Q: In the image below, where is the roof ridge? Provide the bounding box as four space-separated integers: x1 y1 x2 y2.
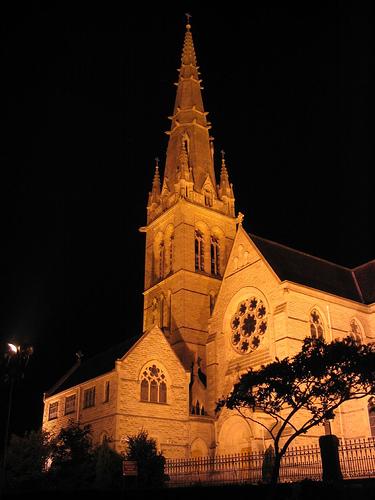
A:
249 233 352 271
82 335 140 364
352 259 375 271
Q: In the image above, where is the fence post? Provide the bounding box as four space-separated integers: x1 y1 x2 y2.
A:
319 434 343 482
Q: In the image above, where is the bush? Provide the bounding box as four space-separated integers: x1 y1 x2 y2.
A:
94 440 123 490
124 429 166 489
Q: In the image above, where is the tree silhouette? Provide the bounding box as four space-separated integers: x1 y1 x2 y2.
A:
48 420 95 490
217 336 375 484
124 429 166 488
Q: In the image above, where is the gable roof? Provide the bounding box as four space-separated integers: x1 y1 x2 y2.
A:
45 336 139 397
354 260 375 304
250 234 374 305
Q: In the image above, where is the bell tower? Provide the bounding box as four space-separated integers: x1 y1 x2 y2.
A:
141 19 237 371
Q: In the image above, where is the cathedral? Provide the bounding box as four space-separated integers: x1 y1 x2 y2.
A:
42 20 375 459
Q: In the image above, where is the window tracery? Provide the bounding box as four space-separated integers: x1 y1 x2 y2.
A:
230 297 268 354
140 364 167 404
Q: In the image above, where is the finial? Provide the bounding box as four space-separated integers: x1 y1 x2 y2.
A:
237 212 245 225
185 12 192 29
221 149 226 163
152 157 161 196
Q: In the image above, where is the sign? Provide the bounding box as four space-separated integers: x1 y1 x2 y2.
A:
123 460 138 476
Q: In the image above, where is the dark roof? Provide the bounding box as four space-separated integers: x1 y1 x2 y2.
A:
250 234 374 305
47 336 139 396
354 261 375 304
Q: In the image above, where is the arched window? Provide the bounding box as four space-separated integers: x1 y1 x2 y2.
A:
159 240 165 278
368 397 375 437
100 432 109 445
150 380 158 402
153 233 164 283
210 235 220 276
164 225 174 276
349 319 363 343
204 190 213 207
159 294 165 329
140 379 149 401
140 364 167 404
168 234 174 274
159 382 167 403
195 229 204 272
310 309 324 339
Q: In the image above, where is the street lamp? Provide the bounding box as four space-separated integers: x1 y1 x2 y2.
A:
0 342 33 493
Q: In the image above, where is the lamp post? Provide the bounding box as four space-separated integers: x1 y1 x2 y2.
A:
0 342 33 494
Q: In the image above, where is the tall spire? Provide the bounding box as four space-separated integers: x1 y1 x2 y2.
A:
146 17 236 224
163 17 216 195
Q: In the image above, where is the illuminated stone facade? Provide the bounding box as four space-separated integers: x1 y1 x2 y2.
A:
43 21 375 458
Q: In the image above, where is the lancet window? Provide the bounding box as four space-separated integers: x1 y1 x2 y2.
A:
309 309 324 339
159 240 165 278
195 229 205 272
210 235 220 276
204 190 213 207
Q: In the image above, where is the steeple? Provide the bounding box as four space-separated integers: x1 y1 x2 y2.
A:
163 18 216 198
142 17 238 373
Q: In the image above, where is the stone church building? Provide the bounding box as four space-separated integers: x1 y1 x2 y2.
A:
43 21 375 458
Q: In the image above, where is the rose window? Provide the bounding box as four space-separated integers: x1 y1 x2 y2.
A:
230 297 268 354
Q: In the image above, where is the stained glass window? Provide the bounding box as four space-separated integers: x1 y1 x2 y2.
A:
140 364 167 404
230 297 268 354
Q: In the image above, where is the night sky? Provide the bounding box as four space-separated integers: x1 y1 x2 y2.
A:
1 5 374 437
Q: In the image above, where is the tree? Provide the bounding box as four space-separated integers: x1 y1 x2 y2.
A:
94 440 123 490
217 336 375 484
48 420 95 490
124 429 166 488
5 429 52 491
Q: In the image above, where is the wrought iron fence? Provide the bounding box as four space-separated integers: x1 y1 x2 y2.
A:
339 437 375 479
165 438 375 486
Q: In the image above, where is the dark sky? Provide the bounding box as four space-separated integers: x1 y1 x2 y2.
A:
0 5 374 437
